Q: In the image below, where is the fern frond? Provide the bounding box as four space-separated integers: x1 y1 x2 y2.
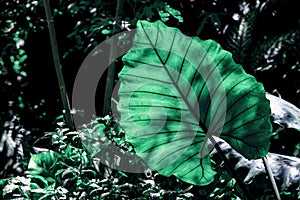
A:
251 29 300 72
224 5 259 65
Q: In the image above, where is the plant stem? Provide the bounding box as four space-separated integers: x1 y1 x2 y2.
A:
263 156 281 200
209 136 254 200
43 0 74 130
103 0 123 116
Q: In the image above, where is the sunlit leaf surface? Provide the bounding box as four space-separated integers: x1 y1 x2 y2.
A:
117 20 272 185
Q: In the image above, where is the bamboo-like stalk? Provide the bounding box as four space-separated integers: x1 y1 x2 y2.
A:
43 0 74 130
263 156 281 200
103 0 123 116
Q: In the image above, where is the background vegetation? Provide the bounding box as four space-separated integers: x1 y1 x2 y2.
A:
0 0 299 199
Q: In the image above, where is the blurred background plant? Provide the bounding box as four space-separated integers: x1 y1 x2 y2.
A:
0 0 299 199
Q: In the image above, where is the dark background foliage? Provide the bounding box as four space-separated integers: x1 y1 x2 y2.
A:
0 0 299 198
1 0 299 130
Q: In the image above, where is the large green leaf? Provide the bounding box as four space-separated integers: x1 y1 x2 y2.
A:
117 20 272 186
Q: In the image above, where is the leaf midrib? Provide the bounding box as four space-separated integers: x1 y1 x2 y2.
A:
139 21 208 133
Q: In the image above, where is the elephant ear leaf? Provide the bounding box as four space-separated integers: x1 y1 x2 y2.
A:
117 20 272 186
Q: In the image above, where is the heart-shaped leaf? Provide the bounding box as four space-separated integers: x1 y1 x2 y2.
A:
117 20 272 185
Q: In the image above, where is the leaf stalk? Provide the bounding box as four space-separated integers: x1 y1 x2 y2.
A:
209 136 254 200
263 156 281 200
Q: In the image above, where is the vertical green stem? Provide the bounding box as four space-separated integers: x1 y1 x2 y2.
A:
44 0 74 130
103 0 123 116
263 157 281 200
209 136 254 200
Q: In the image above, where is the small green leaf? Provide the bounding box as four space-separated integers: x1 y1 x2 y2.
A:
101 29 112 35
0 179 5 186
159 3 183 23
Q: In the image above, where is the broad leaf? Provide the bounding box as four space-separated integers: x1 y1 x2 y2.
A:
213 138 300 196
28 151 61 186
117 20 272 185
266 92 300 130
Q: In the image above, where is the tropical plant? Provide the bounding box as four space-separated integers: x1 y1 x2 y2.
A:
1 0 299 199
117 19 273 198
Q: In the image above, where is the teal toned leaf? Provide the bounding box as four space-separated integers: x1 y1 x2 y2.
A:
101 29 112 35
159 3 183 23
28 151 61 186
117 20 272 185
28 151 58 174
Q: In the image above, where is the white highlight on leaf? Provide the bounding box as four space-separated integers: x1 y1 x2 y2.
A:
211 137 300 194
232 13 240 21
266 92 300 130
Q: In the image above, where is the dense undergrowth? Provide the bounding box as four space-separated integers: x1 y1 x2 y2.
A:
1 114 300 199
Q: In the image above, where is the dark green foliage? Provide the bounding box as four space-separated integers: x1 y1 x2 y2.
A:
1 114 299 199
0 116 203 199
60 0 165 55
250 29 300 72
0 0 299 199
224 2 260 65
220 1 300 106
